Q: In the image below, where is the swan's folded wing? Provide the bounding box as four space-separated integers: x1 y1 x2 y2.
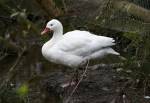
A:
54 30 115 57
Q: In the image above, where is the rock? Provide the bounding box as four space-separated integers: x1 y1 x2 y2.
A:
42 67 119 103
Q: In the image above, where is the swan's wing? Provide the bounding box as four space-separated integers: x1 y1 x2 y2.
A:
54 30 115 57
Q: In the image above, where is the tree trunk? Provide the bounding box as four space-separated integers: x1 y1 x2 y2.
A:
35 0 63 17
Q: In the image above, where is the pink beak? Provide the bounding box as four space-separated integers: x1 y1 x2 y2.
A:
41 28 51 35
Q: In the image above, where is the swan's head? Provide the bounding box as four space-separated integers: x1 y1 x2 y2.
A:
41 19 63 35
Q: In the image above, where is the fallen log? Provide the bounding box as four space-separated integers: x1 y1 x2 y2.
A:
112 0 150 23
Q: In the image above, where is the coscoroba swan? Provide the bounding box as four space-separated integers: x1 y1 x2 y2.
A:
41 19 119 68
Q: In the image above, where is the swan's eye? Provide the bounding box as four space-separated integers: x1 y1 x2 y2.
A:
50 24 53 26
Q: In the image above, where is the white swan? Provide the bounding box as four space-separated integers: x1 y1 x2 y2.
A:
41 19 119 68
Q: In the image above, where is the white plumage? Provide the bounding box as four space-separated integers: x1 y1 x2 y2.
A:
41 19 119 67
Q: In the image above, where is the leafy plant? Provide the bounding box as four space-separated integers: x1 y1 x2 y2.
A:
121 31 150 87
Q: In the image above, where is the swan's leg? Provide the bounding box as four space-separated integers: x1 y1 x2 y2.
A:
64 59 90 88
74 68 79 83
73 59 90 85
68 68 79 87
65 60 90 103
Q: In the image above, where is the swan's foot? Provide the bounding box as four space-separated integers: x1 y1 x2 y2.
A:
60 81 76 88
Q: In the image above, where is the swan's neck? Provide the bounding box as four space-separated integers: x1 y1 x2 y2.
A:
42 31 63 58
42 26 63 58
42 28 63 52
51 29 63 41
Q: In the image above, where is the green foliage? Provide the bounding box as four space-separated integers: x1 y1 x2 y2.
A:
0 1 42 102
16 83 29 97
123 32 142 46
0 85 25 103
120 31 150 86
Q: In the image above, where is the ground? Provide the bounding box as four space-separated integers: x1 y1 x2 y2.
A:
42 65 150 103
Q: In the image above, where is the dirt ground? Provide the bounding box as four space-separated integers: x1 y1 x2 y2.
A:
42 66 150 103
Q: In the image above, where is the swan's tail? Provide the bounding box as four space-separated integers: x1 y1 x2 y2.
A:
107 48 120 55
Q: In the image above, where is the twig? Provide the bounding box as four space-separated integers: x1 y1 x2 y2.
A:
0 36 20 52
0 47 26 90
65 60 89 103
0 53 8 61
0 16 16 23
62 0 68 12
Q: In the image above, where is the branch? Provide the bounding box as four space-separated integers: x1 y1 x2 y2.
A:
0 53 8 61
112 0 150 23
0 47 26 90
0 16 16 23
0 37 20 52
